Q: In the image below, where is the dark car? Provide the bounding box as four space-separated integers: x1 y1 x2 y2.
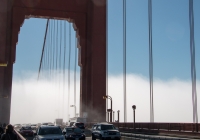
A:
63 127 85 140
72 122 85 129
19 126 34 136
33 125 64 140
91 123 121 140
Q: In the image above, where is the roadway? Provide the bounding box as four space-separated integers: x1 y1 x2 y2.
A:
24 135 196 140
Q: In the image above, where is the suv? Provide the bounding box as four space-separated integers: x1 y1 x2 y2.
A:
33 125 64 140
91 123 121 140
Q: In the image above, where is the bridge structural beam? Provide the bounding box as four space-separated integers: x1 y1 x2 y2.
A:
0 0 13 124
80 0 106 122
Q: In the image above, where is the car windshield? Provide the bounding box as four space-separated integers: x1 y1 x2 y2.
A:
38 127 62 135
73 128 82 133
22 127 32 130
101 125 115 130
76 123 84 127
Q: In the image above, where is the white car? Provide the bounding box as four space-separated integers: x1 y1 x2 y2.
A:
33 125 65 140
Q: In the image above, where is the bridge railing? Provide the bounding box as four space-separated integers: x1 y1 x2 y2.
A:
85 122 199 133
14 129 26 140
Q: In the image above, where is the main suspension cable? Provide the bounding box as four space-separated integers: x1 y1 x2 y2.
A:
38 19 49 80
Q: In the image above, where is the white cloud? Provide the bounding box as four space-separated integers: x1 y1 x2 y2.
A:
10 72 199 124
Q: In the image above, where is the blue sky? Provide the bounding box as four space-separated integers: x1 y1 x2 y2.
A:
11 0 200 123
14 0 200 80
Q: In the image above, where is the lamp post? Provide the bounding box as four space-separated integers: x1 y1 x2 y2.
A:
113 111 115 122
106 112 109 122
103 95 113 122
117 110 120 122
70 105 76 117
132 105 136 131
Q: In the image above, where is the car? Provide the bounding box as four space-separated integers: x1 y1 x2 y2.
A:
31 124 37 130
33 125 65 140
19 126 34 136
91 123 121 140
14 124 22 129
72 122 85 129
47 123 54 126
62 127 85 140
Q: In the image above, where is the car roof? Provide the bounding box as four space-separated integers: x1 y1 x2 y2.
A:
65 127 74 129
95 123 113 125
39 125 60 128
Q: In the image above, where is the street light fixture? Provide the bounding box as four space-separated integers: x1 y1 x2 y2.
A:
0 62 7 67
70 105 76 117
103 95 113 122
132 105 136 131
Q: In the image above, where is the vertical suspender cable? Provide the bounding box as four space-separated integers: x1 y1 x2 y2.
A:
47 20 51 76
74 37 77 117
38 19 49 80
123 0 127 122
56 20 58 74
50 20 53 77
63 21 67 119
148 0 154 122
53 20 56 79
189 0 198 124
68 23 72 117
106 0 108 122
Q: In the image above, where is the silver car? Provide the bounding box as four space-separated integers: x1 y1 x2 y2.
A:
33 125 65 140
92 123 121 140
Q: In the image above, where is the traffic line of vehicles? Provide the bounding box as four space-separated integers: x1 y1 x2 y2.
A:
14 118 121 140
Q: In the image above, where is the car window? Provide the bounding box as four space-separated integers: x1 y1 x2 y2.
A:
38 127 62 135
101 125 115 130
22 127 32 130
92 125 97 130
76 123 84 127
97 125 101 130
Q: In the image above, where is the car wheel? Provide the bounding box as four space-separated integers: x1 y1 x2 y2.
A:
99 135 103 140
92 134 96 140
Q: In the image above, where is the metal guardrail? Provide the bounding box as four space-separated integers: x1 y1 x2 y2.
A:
85 122 199 132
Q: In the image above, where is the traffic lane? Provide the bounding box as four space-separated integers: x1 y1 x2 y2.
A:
24 136 93 140
121 135 194 140
24 135 193 140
